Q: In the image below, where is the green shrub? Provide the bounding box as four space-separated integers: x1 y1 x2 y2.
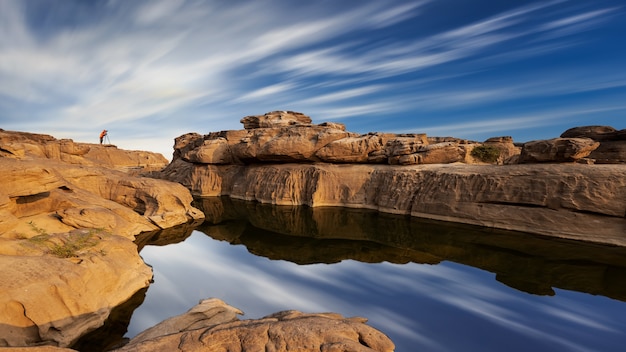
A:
471 145 501 163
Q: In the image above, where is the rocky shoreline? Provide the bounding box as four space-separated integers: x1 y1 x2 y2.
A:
0 112 624 350
0 128 395 351
158 111 626 246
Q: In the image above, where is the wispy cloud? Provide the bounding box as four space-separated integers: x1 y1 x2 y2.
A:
0 0 623 159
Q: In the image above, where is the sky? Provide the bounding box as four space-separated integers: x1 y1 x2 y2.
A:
1 0 625 160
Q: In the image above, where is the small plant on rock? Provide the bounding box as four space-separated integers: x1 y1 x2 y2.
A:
20 223 104 258
49 231 100 258
471 145 501 163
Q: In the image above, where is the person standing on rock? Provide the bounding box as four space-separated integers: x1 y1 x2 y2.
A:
99 129 108 144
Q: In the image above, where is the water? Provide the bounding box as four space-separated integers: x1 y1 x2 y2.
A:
76 198 626 351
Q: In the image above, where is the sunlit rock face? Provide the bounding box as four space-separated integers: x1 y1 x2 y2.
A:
240 110 312 129
0 230 152 348
0 129 203 348
115 298 395 352
0 129 169 172
157 112 626 245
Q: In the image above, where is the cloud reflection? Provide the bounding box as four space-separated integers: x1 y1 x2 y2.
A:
128 231 626 351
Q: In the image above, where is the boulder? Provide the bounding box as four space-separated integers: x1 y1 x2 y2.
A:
181 137 233 164
240 111 312 129
315 134 384 163
560 126 624 141
116 299 394 352
519 138 600 163
560 126 626 163
384 134 429 157
230 125 355 163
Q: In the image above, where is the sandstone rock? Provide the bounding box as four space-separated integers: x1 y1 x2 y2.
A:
0 229 152 347
117 299 394 352
0 129 204 349
590 141 626 164
388 142 464 165
0 158 203 239
0 129 168 172
519 138 600 163
240 111 312 129
172 132 204 162
181 137 233 164
560 125 625 141
482 136 521 165
384 134 429 156
419 142 464 165
160 161 626 246
126 298 243 346
315 134 384 163
230 125 355 163
318 121 347 130
559 126 626 164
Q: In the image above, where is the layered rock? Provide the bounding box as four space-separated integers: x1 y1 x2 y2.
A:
560 125 626 163
0 129 169 172
518 138 600 163
157 112 625 245
0 130 203 348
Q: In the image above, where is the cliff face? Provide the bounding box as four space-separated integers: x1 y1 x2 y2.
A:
158 111 626 246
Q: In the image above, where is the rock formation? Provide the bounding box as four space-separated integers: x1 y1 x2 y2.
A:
157 111 626 245
0 129 169 173
0 126 395 351
560 125 626 163
0 129 204 347
116 298 394 352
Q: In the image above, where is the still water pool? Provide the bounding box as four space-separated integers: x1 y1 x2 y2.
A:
77 198 626 351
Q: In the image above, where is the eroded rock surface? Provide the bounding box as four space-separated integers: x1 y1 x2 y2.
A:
157 112 625 245
0 129 169 172
0 230 152 347
117 298 394 352
560 125 626 163
0 129 203 348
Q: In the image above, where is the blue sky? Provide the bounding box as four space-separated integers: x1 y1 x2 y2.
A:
1 0 625 159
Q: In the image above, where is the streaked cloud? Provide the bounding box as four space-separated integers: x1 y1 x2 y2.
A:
0 0 623 158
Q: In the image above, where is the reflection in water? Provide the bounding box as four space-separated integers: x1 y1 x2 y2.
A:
117 197 626 351
196 197 626 300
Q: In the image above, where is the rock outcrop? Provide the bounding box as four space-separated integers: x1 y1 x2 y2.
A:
0 229 152 347
0 129 169 173
116 298 394 352
518 138 600 163
560 125 626 163
0 129 204 348
157 112 626 246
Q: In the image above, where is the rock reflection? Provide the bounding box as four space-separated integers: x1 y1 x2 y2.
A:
194 197 626 301
71 287 148 351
